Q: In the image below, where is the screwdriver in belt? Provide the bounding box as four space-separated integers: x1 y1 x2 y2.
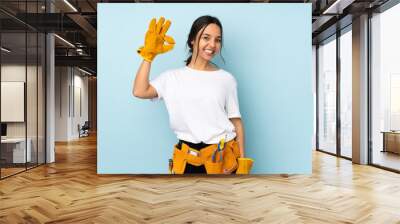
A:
212 137 225 162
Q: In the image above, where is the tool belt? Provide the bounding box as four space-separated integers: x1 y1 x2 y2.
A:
171 139 241 174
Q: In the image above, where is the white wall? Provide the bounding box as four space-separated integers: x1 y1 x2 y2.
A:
312 45 316 150
55 66 69 141
55 67 89 141
73 72 89 137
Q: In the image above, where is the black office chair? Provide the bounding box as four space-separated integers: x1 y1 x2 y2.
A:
79 121 90 138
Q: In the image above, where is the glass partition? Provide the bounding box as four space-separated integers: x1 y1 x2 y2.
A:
317 36 337 155
0 1 46 179
371 4 400 171
1 31 28 177
339 28 352 158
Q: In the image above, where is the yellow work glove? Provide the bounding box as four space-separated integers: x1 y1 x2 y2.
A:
137 17 175 62
236 158 254 174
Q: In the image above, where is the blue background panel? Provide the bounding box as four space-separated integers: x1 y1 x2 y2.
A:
98 3 312 174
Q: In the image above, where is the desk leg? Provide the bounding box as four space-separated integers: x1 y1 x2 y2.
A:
382 133 386 152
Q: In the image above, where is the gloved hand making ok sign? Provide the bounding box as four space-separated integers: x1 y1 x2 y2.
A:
137 17 175 62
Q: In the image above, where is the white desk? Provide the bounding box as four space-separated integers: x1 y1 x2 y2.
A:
1 138 31 163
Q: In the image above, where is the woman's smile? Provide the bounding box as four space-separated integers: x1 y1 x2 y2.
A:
203 48 215 58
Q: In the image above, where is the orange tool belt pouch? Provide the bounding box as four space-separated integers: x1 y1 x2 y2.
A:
171 140 241 174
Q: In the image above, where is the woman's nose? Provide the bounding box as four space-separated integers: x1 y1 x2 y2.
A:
209 40 216 48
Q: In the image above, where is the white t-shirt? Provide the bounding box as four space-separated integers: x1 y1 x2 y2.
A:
149 66 241 144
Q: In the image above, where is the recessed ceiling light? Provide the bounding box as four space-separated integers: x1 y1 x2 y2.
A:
63 0 78 12
78 67 92 76
1 47 11 53
54 34 75 48
323 0 354 15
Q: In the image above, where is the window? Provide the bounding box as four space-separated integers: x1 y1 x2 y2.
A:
339 28 352 158
371 3 400 171
318 36 337 154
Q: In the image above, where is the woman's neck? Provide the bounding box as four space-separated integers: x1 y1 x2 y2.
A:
188 61 216 71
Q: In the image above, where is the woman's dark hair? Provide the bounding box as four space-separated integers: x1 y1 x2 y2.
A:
185 15 225 66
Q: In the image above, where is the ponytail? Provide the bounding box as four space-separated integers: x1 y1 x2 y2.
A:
185 55 192 66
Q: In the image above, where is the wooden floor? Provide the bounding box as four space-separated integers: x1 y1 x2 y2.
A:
0 167 26 178
1 135 400 223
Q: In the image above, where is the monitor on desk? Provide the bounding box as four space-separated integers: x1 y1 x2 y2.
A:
1 123 7 138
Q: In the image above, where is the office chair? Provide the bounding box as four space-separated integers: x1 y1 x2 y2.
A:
79 121 90 138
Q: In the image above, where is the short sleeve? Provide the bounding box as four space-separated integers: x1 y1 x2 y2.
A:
226 78 241 118
149 71 169 101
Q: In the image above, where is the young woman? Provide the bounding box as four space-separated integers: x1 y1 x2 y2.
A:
133 15 246 174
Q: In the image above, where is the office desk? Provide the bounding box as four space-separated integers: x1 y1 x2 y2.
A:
1 138 31 163
381 131 400 154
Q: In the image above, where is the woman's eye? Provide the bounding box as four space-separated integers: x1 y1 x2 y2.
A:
216 39 221 43
202 36 209 41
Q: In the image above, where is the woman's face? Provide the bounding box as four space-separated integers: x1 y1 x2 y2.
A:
192 23 222 63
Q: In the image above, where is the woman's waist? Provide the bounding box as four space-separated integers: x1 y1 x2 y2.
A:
177 140 211 150
176 131 236 145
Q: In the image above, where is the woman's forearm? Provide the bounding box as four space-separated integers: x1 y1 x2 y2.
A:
132 60 152 97
236 123 245 157
230 118 245 157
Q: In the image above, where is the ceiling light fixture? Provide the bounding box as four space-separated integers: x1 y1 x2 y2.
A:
76 48 85 55
1 47 11 53
63 0 78 12
322 0 354 15
54 34 75 48
78 67 92 76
